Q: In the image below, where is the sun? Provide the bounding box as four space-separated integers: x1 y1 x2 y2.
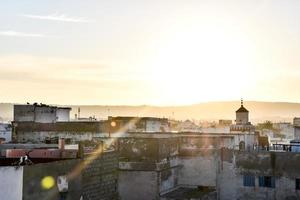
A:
142 25 255 105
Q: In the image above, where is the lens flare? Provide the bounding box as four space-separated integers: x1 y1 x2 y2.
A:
41 176 55 190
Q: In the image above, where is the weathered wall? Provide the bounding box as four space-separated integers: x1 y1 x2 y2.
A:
118 138 159 162
232 134 256 150
295 126 300 139
82 150 118 200
118 137 179 163
35 106 57 123
0 166 23 200
56 108 70 122
218 150 300 200
235 151 300 177
16 131 96 143
14 105 35 122
15 121 105 132
180 136 236 150
118 171 158 200
118 137 181 200
146 120 161 132
23 159 82 200
14 105 71 123
159 167 179 194
180 137 219 149
0 123 12 142
179 151 217 187
158 138 179 161
14 121 106 143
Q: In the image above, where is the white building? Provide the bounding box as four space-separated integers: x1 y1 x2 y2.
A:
108 116 170 133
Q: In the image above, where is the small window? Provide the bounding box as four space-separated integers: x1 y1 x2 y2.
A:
243 174 255 187
259 176 275 188
296 179 300 190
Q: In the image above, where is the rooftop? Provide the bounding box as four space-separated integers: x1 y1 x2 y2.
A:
161 186 216 199
236 105 249 113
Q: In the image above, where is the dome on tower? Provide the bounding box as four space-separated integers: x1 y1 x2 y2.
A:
236 106 249 113
236 99 249 113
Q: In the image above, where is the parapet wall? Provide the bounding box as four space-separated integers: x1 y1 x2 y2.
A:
14 121 106 132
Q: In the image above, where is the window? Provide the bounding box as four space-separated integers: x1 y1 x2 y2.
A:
243 174 255 187
296 179 300 190
259 176 275 188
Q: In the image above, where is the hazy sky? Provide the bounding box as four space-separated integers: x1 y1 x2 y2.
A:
0 0 300 105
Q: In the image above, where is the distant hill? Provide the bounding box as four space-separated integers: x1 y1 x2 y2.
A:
1 101 300 123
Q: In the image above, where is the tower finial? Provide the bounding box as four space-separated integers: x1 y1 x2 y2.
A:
241 98 243 106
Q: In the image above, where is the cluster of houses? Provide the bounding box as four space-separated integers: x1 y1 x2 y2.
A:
0 101 300 199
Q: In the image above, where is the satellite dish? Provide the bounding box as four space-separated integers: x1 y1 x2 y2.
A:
57 175 68 192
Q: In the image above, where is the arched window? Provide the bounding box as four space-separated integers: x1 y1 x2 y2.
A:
239 141 245 151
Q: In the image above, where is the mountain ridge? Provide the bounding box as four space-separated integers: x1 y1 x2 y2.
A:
1 101 300 123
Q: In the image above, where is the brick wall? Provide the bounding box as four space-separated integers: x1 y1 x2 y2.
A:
82 150 119 200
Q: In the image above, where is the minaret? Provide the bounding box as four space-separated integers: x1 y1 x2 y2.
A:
236 98 249 125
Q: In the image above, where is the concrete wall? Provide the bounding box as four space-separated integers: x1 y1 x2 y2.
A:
14 105 71 123
119 171 158 200
179 154 217 187
159 167 179 194
146 120 162 132
145 120 170 132
16 131 95 143
118 137 180 200
14 105 35 122
14 121 106 143
22 159 82 200
218 150 300 200
56 108 70 122
14 105 57 123
35 106 57 123
118 138 159 162
295 127 300 139
180 136 237 151
0 123 12 142
0 166 23 200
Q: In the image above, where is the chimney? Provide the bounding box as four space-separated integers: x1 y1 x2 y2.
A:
58 138 65 150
